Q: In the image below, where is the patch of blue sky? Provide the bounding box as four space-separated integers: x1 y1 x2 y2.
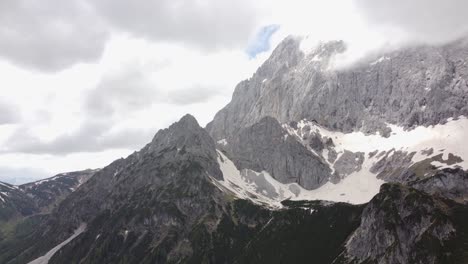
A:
245 24 280 58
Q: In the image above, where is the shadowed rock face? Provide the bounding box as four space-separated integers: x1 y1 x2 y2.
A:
410 168 468 203
222 116 331 190
0 114 228 264
344 183 457 264
207 37 468 140
370 150 417 182
0 182 36 222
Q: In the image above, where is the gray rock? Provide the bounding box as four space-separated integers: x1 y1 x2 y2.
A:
308 132 325 152
373 151 465 184
327 148 338 163
421 148 434 156
206 35 468 191
333 150 365 179
224 116 331 190
207 36 468 140
370 150 416 182
240 169 280 199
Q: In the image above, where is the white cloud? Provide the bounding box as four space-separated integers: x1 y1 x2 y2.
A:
355 0 468 45
0 101 20 125
0 35 268 158
85 68 160 117
92 0 261 51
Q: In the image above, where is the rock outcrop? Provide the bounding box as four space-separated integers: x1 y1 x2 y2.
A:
220 116 331 189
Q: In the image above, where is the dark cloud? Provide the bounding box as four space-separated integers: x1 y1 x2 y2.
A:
3 77 219 154
85 66 221 117
0 102 20 125
92 0 258 51
3 120 154 155
0 0 258 72
0 66 220 155
85 69 158 117
355 0 468 44
0 0 109 72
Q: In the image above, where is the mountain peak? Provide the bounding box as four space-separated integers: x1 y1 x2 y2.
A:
150 114 205 147
148 113 222 179
177 113 199 128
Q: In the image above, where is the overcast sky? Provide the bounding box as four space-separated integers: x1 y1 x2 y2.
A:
1 0 467 184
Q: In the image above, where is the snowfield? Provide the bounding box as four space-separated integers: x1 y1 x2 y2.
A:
216 151 382 206
215 116 468 207
285 116 468 170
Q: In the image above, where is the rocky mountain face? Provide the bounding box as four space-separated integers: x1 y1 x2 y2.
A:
208 36 468 192
0 115 227 263
0 115 358 264
224 116 331 189
208 36 468 139
1 36 468 264
0 116 465 264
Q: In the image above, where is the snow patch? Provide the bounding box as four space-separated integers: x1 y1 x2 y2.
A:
285 116 468 169
217 139 228 146
311 54 322 62
0 182 17 190
28 223 86 264
293 157 384 204
215 116 468 207
215 151 383 206
430 161 460 170
370 56 389 65
31 175 61 186
113 169 121 177
214 151 283 208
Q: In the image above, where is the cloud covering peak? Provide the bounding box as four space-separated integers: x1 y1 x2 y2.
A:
355 0 468 45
